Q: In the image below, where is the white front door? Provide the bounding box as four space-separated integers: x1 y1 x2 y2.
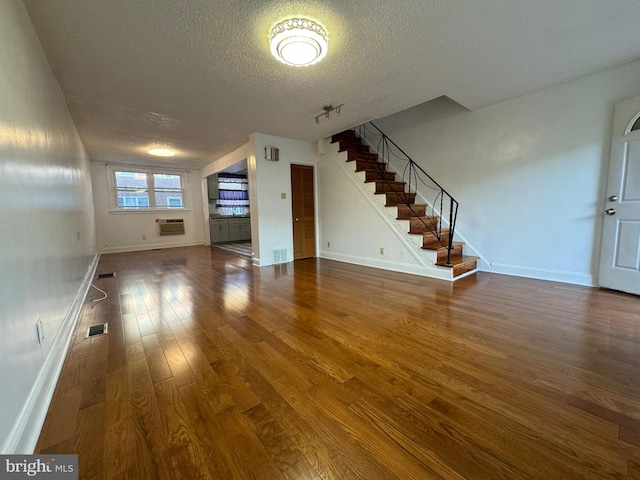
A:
598 95 640 295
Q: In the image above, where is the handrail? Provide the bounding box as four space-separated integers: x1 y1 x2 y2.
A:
354 122 459 265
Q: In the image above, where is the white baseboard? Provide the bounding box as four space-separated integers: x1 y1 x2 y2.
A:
3 253 100 454
102 240 203 254
487 263 596 286
320 250 453 281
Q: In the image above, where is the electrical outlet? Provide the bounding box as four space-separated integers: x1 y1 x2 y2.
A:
281 193 287 199
142 235 147 240
380 247 385 255
35 319 44 344
327 241 331 248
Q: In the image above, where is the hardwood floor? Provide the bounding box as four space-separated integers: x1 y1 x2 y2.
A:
36 245 640 479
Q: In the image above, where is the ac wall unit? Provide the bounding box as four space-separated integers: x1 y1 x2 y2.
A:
158 219 185 235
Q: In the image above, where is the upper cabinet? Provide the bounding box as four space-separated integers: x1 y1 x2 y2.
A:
207 175 218 200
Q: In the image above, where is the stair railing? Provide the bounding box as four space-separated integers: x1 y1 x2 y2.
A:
355 122 459 266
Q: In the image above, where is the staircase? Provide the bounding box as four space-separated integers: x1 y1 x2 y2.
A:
330 127 478 279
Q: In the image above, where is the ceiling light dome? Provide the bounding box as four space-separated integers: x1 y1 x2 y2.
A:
270 18 328 67
148 148 175 157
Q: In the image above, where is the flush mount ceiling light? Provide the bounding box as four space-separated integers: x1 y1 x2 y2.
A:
270 18 328 67
148 148 175 157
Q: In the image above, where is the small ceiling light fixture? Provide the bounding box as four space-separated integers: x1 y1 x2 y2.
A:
315 104 343 124
270 18 328 67
148 147 175 157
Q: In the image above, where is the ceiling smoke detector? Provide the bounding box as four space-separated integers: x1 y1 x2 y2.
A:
270 18 328 67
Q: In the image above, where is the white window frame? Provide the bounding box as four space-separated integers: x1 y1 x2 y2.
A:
107 165 189 212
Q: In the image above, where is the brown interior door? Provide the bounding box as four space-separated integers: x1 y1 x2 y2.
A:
291 164 316 260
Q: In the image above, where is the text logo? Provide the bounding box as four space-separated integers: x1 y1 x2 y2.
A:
0 455 77 479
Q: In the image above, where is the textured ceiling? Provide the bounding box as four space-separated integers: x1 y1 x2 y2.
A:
23 0 640 170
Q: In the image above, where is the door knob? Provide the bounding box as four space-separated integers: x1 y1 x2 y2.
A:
604 208 616 215
295 217 299 222
608 195 618 202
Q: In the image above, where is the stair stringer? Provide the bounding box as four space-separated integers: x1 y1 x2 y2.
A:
356 134 489 272
324 139 454 281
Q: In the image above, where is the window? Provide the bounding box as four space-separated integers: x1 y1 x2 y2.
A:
215 174 249 216
113 168 186 210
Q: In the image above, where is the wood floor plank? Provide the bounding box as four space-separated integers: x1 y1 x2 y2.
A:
103 364 135 480
126 343 174 480
308 384 446 480
244 403 324 480
177 382 247 479
36 384 83 451
159 336 196 389
154 378 215 480
35 246 640 479
239 358 361 480
179 341 234 412
75 402 106 480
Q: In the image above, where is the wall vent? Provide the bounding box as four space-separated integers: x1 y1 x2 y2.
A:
159 219 185 235
273 248 287 264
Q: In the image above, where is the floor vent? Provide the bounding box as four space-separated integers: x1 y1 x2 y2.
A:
87 323 108 338
97 272 115 279
273 248 287 264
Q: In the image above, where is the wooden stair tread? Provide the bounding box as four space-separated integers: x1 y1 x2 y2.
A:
396 204 427 219
408 216 440 233
375 180 406 194
436 255 478 277
375 180 405 186
355 162 387 173
435 254 475 265
384 192 416 206
365 171 396 182
425 241 464 249
346 153 378 161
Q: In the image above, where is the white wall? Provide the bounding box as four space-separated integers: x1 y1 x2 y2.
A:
369 60 640 285
91 162 204 253
250 133 318 266
318 146 428 273
199 134 319 266
0 0 96 452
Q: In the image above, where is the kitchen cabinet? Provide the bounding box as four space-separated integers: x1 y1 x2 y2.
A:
210 217 250 244
210 218 229 243
239 220 251 241
207 175 218 200
228 218 242 241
